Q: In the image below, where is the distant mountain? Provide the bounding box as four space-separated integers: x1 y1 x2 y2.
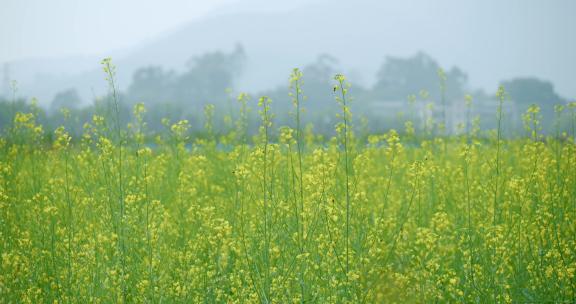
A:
4 0 575 106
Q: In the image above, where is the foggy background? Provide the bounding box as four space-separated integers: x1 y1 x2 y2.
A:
1 0 575 134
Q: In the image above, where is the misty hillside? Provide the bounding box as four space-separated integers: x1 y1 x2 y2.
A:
4 0 575 106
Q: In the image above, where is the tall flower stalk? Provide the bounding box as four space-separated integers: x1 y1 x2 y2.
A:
334 74 352 283
101 57 127 302
258 95 273 302
289 68 308 302
491 85 506 301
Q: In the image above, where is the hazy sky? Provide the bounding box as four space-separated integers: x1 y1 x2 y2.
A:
0 0 235 62
0 0 315 62
1 0 575 100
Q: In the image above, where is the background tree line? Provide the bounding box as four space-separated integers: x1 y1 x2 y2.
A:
0 47 569 136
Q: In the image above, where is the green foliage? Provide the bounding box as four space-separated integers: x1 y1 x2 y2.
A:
1 67 575 303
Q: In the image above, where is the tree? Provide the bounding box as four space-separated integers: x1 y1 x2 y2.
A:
127 66 176 104
50 89 82 113
126 44 245 114
500 77 564 105
373 52 467 101
300 54 341 111
174 44 245 109
263 54 342 115
302 53 338 85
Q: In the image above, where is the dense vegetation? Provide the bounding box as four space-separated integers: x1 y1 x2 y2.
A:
1 60 575 303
